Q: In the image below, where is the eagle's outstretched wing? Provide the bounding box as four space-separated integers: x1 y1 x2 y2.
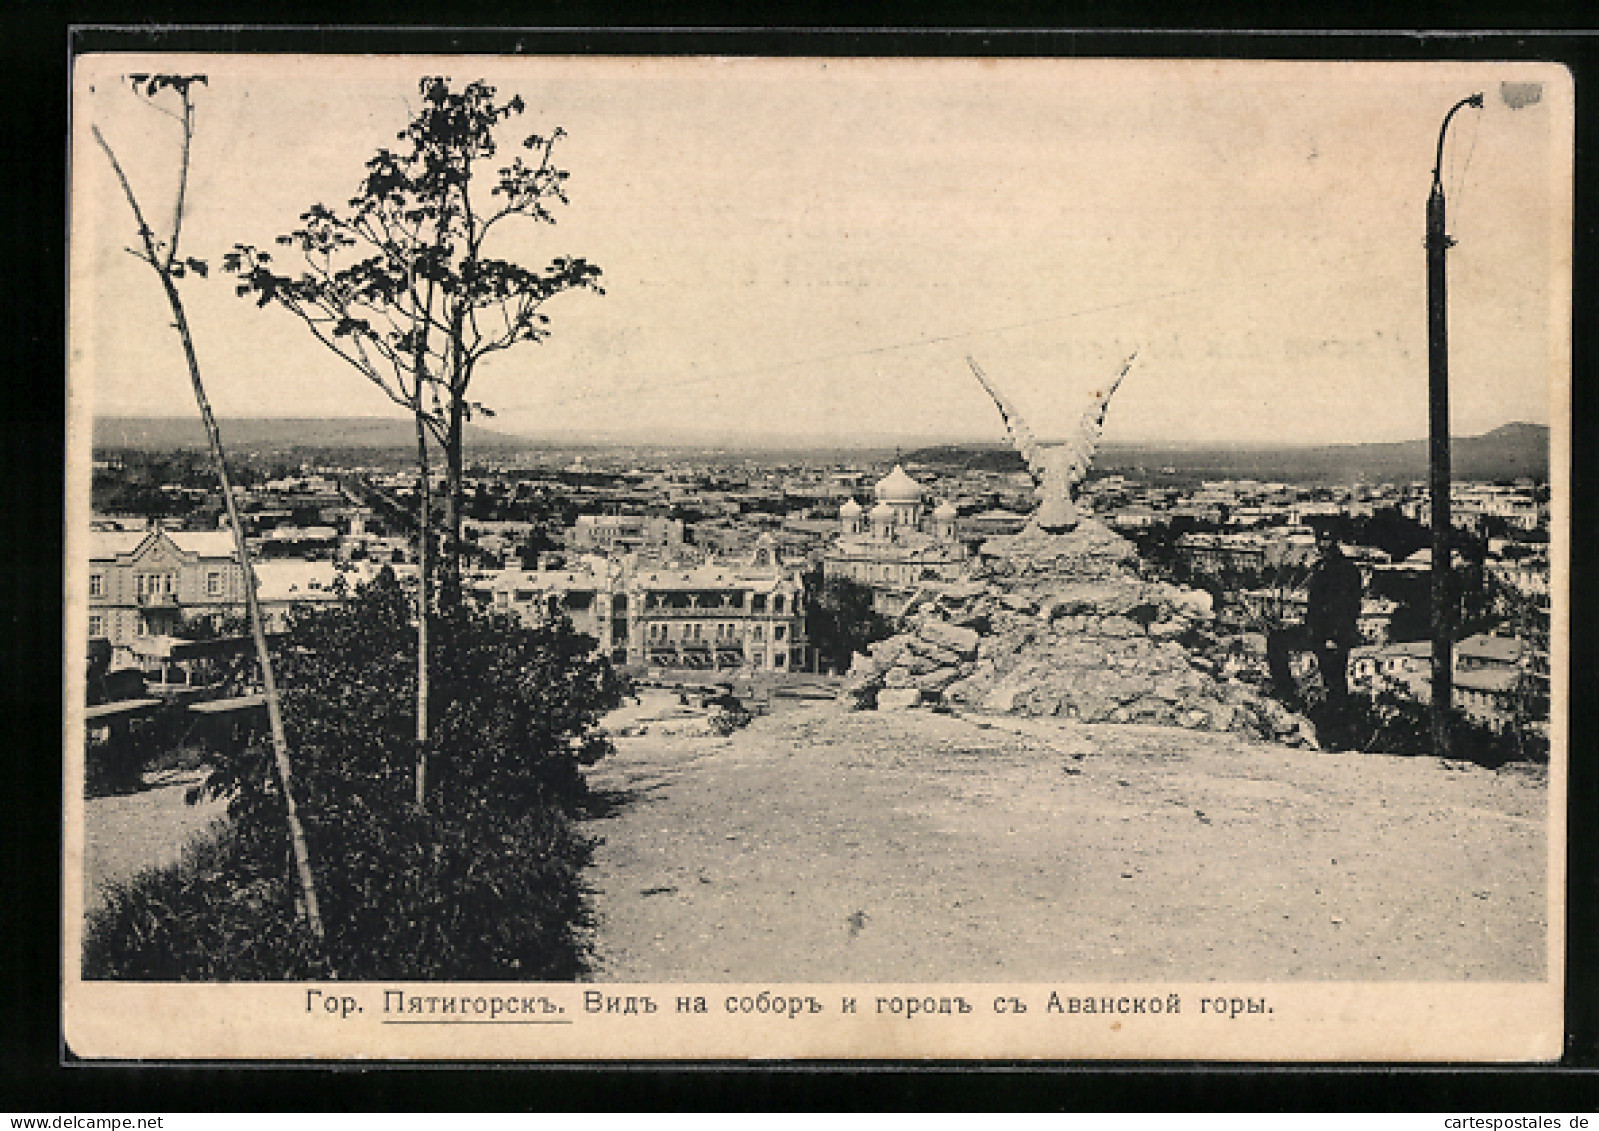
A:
967 356 1043 479
1068 349 1138 474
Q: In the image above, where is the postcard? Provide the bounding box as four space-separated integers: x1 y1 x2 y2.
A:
64 51 1569 1061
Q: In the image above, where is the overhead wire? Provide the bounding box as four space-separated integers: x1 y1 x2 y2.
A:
1446 105 1482 236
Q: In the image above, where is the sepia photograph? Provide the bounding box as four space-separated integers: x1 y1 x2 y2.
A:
62 50 1568 1061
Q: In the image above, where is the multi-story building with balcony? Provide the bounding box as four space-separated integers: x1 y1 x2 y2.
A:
479 534 809 673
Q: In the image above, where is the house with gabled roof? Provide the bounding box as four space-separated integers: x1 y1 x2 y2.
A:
88 524 247 664
87 522 366 669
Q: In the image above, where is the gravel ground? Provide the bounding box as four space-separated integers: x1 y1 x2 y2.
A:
76 699 1548 985
581 698 1548 983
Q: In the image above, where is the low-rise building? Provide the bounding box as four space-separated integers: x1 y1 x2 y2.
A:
1454 668 1523 733
1455 631 1525 675
961 508 1032 538
1357 597 1398 644
1349 630 1543 732
1348 640 1433 701
1107 505 1159 532
1487 552 1551 607
250 559 356 632
568 513 685 555
1234 588 1394 644
1176 532 1274 578
252 524 340 557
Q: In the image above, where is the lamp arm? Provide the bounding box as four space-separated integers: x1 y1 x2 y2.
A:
1433 93 1486 188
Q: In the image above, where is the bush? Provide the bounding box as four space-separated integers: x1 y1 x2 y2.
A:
86 570 628 980
707 692 754 736
1310 692 1548 767
806 574 895 673
83 824 323 980
84 706 199 798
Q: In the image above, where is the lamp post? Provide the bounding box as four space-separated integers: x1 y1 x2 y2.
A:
1425 92 1483 757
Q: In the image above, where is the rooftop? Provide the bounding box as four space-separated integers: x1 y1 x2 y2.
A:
1454 669 1522 694
1457 633 1524 664
874 465 924 504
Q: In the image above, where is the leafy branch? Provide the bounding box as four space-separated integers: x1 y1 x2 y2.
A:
224 76 603 598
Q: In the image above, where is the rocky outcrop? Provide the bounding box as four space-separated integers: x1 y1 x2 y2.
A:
840 519 1318 747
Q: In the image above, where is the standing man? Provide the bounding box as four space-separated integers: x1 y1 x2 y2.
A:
1304 528 1364 708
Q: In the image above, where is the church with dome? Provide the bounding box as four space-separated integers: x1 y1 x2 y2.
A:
822 464 968 613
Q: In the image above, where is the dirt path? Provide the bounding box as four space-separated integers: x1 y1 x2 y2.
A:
581 700 1547 982
80 771 228 917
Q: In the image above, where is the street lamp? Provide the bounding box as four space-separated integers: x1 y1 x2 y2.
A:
1425 91 1482 758
1424 82 1540 757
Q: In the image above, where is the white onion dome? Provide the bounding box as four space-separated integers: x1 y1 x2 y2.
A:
869 501 896 522
839 497 863 517
933 500 958 520
875 464 924 504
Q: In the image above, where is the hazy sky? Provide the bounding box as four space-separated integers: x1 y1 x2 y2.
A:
71 56 1569 446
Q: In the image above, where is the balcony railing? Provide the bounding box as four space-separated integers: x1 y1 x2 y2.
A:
136 591 180 607
638 605 757 618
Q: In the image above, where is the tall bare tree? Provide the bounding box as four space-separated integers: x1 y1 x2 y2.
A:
92 74 324 940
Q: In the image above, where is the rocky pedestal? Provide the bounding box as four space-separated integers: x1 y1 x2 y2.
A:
841 518 1318 747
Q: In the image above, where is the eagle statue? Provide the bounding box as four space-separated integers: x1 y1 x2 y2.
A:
967 350 1138 533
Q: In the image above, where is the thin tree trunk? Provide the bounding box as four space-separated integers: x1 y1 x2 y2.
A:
94 119 325 943
413 409 432 810
164 278 326 941
441 399 465 606
408 272 438 811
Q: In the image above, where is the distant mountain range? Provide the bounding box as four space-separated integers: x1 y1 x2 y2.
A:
90 416 949 458
904 422 1550 484
92 415 1549 483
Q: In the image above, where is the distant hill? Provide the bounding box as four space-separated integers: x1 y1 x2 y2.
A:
94 416 1549 483
93 416 527 453
905 423 1549 484
901 443 1024 474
